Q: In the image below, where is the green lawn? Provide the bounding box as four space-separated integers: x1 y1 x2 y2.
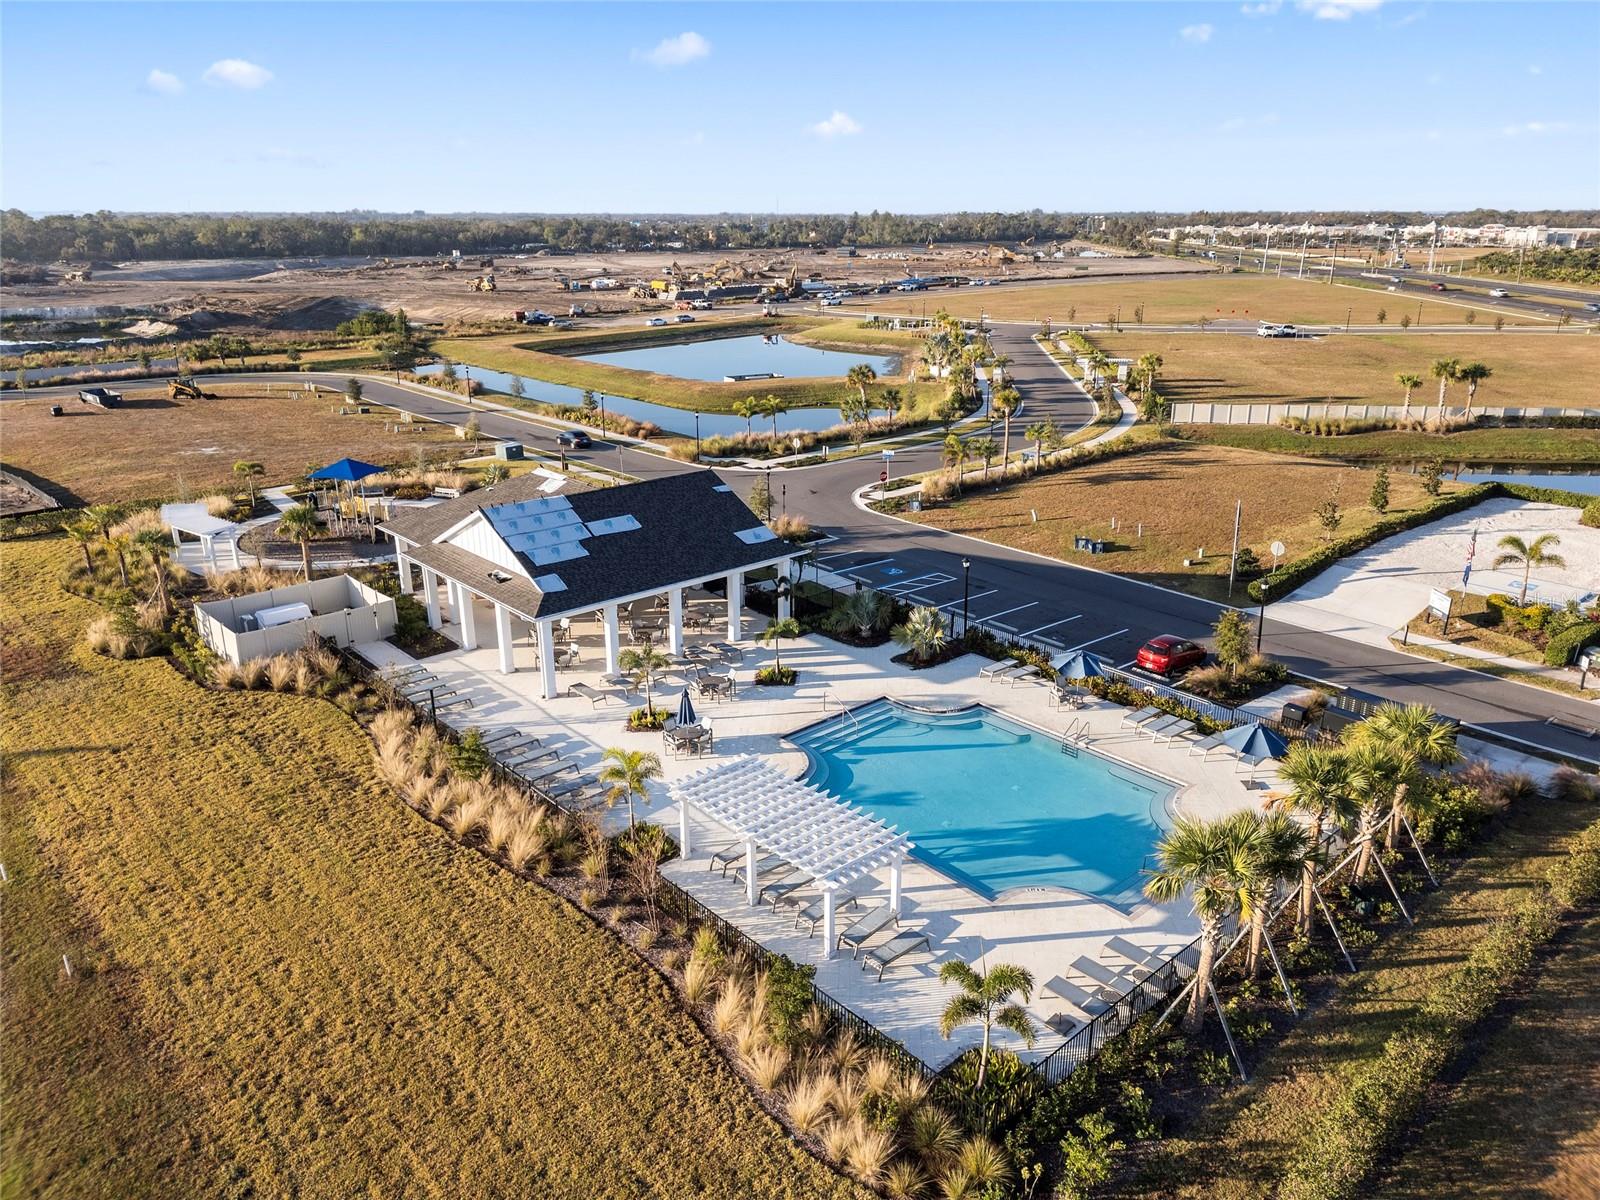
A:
0 537 863 1200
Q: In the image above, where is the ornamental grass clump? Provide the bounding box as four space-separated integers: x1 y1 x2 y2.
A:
744 1044 790 1091
785 1072 837 1135
711 980 750 1036
682 956 716 1005
846 1122 896 1186
884 1160 929 1200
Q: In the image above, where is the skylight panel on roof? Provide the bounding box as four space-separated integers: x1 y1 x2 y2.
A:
585 514 642 536
532 573 567 593
734 526 778 545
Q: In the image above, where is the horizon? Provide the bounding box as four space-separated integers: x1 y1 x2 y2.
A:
4 1 1597 213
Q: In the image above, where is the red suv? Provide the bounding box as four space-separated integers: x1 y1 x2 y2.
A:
1136 635 1206 675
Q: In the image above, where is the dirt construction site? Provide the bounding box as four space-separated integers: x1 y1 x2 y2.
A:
4 243 1213 335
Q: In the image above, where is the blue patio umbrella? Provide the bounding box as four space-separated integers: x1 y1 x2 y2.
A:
308 457 383 483
1220 722 1289 773
1050 649 1104 680
676 688 698 728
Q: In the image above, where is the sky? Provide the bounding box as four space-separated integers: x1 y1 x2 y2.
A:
3 1 1597 215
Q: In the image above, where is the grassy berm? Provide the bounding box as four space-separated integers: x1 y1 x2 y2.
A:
0 537 863 1200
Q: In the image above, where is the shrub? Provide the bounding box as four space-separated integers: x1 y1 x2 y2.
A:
764 955 818 1048
1415 779 1493 851
785 1073 837 1135
1543 620 1600 667
1583 497 1600 528
1548 821 1600 906
450 728 493 779
754 665 797 686
1550 765 1599 804
627 706 669 730
1056 1111 1123 1200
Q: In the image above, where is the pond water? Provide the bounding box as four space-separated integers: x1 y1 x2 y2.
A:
575 333 898 383
414 361 851 438
1392 464 1600 497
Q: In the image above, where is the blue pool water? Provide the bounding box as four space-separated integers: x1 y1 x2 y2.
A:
576 333 899 382
793 701 1175 907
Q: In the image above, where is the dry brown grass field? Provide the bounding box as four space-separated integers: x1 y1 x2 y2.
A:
1098 331 1600 411
0 385 460 503
909 442 1463 600
0 537 865 1200
860 273 1544 328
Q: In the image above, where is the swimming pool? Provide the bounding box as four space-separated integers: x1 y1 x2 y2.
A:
792 701 1176 907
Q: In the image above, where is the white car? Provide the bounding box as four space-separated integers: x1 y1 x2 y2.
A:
1488 288 1510 298
820 296 842 307
645 317 668 327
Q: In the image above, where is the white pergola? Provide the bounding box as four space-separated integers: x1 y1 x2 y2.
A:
671 756 913 959
159 503 244 569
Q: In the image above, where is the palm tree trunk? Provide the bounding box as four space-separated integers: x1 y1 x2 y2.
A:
1184 923 1218 1034
1299 816 1324 935
115 548 129 588
1354 804 1379 880
300 538 313 581
80 543 94 574
1386 781 1409 849
977 1021 991 1091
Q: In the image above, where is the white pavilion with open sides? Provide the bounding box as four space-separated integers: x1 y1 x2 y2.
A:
379 469 805 700
671 756 913 959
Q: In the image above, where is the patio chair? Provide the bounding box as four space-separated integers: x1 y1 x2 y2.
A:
664 724 712 759
1119 705 1162 729
979 658 1024 680
570 682 624 708
837 905 899 957
760 875 809 907
697 673 734 702
1151 719 1195 745
1104 936 1190 979
1136 714 1186 739
1185 731 1228 758
796 887 864 935
556 644 581 669
1049 682 1088 710
861 928 933 980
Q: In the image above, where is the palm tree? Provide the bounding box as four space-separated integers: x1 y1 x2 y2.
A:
132 528 175 618
1238 810 1315 980
275 503 320 581
85 503 122 544
759 616 800 673
1455 362 1492 416
936 959 1037 1091
1025 420 1050 468
735 396 759 439
1143 815 1257 1033
991 386 1020 474
66 517 99 574
762 393 789 440
597 746 662 833
845 363 877 413
233 460 264 509
1428 358 1461 422
838 588 890 639
1340 740 1401 882
1135 352 1163 399
1395 372 1423 419
1493 532 1566 604
105 533 132 588
1347 703 1460 850
891 605 947 663
969 436 999 479
618 646 671 714
1269 743 1361 936
942 433 970 474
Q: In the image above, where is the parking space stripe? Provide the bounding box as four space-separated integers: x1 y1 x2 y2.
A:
1061 628 1129 653
1018 614 1082 637
978 601 1037 624
840 556 896 572
933 589 997 613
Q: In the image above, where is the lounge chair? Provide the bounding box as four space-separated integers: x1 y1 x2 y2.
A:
837 905 899 957
1072 954 1146 996
601 674 640 694
499 744 561 767
732 855 789 888
543 774 598 801
1044 974 1116 1020
571 682 623 708
1002 666 1043 687
1151 718 1195 745
515 758 581 783
481 729 538 749
861 928 933 980
795 887 863 935
761 875 809 907
979 658 1024 680
1185 731 1228 758
1137 714 1186 740
707 642 744 663
1104 936 1188 978
1120 705 1162 729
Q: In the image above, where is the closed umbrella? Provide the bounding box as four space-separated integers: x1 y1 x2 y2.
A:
676 688 698 729
1050 649 1104 680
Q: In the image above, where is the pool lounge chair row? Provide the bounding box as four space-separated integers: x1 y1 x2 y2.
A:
980 658 1044 688
1042 937 1194 1034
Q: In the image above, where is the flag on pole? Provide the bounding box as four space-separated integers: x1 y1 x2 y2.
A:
1462 526 1477 588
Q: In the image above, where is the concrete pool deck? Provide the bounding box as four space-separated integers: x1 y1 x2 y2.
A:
357 599 1272 1069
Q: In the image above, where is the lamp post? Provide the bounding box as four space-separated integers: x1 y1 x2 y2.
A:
694 411 701 459
1256 580 1269 654
764 465 773 521
781 482 787 517
961 558 972 640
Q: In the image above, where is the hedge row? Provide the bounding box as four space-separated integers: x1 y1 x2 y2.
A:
1249 481 1593 603
1278 812 1600 1200
1544 621 1600 667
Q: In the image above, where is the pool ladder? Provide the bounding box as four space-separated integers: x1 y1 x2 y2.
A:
1060 719 1090 757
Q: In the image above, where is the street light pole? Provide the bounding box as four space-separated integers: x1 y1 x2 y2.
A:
961 558 972 640
1256 581 1269 653
765 465 773 522
694 411 701 459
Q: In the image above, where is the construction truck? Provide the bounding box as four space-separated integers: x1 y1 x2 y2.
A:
985 244 1017 264
168 376 216 400
469 273 496 292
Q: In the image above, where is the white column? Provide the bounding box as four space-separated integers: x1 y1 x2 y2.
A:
228 537 242 570
494 603 515 674
678 798 692 858
889 856 903 916
535 617 558 701
745 839 759 906
397 554 414 594
777 566 793 621
821 888 837 960
602 604 621 674
445 581 461 625
459 591 479 651
726 569 745 642
667 587 684 654
421 569 441 630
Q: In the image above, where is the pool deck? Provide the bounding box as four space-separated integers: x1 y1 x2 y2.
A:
357 603 1268 1070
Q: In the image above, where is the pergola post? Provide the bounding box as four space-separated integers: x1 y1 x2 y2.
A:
777 565 793 621
821 888 837 960
227 536 242 570
494 603 515 674
678 797 692 858
667 587 685 654
726 569 745 642
535 618 558 700
744 838 759 906
889 855 904 916
602 604 621 674
459 590 479 651
397 554 414 594
421 569 441 630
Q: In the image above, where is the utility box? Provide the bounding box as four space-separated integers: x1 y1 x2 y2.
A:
495 442 525 461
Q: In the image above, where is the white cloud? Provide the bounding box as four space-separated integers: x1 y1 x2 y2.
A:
1240 1 1282 14
260 147 326 168
1218 112 1280 132
1501 120 1571 137
203 58 273 89
1296 0 1383 18
810 110 862 138
145 68 183 95
632 32 710 67
1180 23 1214 42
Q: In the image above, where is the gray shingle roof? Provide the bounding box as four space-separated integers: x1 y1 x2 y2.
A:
383 471 799 620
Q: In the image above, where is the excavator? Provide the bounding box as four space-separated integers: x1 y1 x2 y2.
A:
168 376 216 400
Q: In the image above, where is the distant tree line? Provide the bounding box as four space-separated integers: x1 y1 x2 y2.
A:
1472 247 1600 286
4 207 1594 265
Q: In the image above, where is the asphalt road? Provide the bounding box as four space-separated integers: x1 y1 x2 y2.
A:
16 356 1600 765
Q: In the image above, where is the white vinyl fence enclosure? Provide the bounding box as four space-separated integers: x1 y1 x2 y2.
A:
194 574 397 664
1169 401 1595 425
